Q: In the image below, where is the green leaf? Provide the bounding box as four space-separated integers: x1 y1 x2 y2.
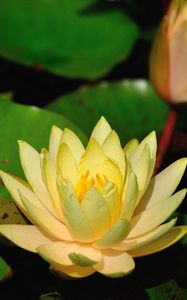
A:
0 256 12 282
0 95 87 200
47 80 168 145
146 280 185 300
0 0 139 79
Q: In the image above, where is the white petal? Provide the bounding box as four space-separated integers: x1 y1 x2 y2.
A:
94 250 135 278
49 125 63 163
128 189 186 238
90 116 112 145
0 225 56 252
135 158 187 215
18 141 56 216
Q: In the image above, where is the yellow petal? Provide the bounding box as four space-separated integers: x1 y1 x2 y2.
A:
61 180 94 242
37 241 73 267
20 192 73 241
132 144 151 200
123 138 139 159
0 171 44 217
113 218 176 251
121 159 132 206
103 158 123 193
128 225 187 257
41 149 64 221
94 218 130 249
90 116 112 145
121 172 138 220
38 242 72 266
49 125 63 163
135 158 187 215
130 131 157 169
57 143 78 187
69 244 102 267
94 250 135 278
128 189 186 238
18 141 56 216
102 182 120 224
78 138 106 178
60 128 85 166
50 264 95 278
81 187 111 240
0 225 56 253
102 130 126 178
37 242 101 268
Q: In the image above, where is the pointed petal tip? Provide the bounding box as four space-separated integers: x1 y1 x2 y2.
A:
96 116 110 127
40 148 48 158
0 169 6 177
100 115 107 121
17 140 24 146
17 140 32 151
18 139 30 145
51 125 62 131
179 157 187 166
148 130 157 142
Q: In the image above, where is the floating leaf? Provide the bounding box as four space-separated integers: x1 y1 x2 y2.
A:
0 95 87 200
47 80 168 144
0 256 12 282
0 199 27 225
146 279 185 300
0 0 139 79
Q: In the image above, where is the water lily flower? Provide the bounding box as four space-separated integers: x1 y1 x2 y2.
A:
0 117 187 278
150 0 187 103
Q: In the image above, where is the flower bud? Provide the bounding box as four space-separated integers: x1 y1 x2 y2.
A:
150 0 187 103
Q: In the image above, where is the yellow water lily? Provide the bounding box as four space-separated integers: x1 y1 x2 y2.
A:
0 117 187 278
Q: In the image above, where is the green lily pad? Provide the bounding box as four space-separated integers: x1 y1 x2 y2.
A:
0 95 87 200
47 80 168 145
0 199 27 225
146 279 185 300
0 0 139 79
0 256 12 282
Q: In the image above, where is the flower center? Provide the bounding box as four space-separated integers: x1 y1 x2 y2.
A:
75 171 105 202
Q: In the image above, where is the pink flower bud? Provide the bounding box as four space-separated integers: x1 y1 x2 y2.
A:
150 0 187 103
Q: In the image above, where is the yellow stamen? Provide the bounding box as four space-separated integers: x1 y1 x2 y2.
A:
96 174 104 191
75 171 105 202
